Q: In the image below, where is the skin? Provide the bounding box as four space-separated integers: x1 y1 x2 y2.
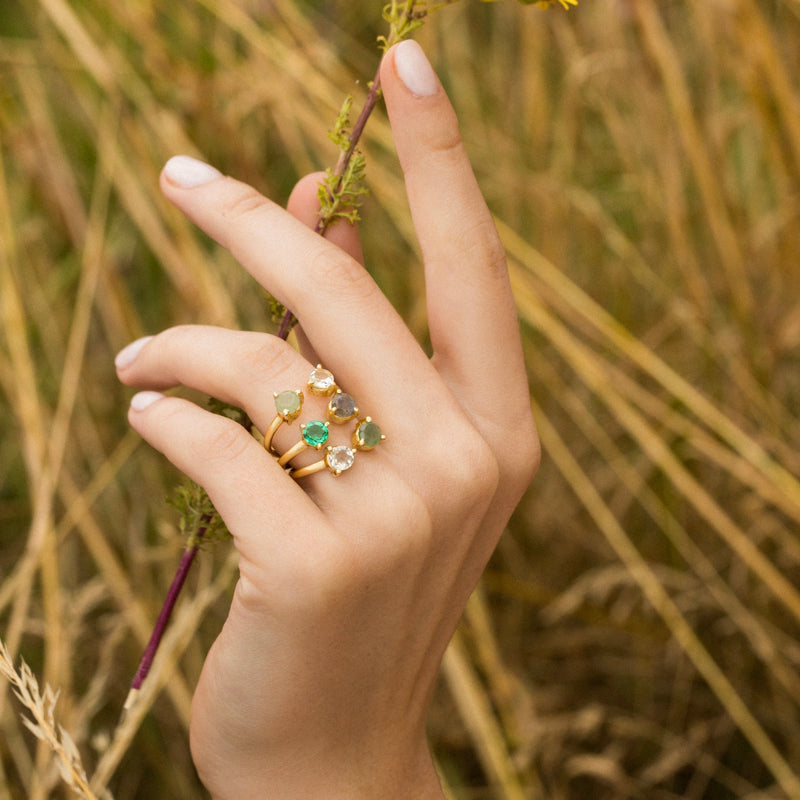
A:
116 42 539 799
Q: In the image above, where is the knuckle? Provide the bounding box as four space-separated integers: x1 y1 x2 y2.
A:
471 224 508 279
503 412 541 492
307 246 376 304
221 185 273 224
452 216 508 280
513 432 542 489
423 426 500 512
238 334 294 382
429 124 465 161
459 432 501 499
196 418 253 465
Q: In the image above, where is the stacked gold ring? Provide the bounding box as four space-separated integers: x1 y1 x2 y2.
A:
266 365 384 479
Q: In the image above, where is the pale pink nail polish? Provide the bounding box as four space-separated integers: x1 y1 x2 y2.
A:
163 155 223 188
115 336 153 369
394 40 438 97
130 391 165 411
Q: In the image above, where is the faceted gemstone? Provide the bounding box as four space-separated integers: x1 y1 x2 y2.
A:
326 445 355 474
308 366 337 396
302 420 329 447
355 419 383 449
274 390 302 418
328 392 357 423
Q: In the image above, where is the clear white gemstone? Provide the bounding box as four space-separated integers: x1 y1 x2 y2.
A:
326 446 355 474
309 367 336 393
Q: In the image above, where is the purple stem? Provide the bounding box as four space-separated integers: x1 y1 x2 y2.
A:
129 527 205 694
277 63 384 339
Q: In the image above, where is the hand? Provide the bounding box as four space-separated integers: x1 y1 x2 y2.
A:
115 40 538 800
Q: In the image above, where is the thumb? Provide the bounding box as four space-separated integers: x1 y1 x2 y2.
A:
286 172 365 266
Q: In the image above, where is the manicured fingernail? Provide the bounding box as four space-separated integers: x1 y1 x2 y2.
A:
394 40 438 97
115 336 153 369
163 155 223 188
130 391 165 411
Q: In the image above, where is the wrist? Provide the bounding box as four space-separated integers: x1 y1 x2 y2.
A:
199 743 446 800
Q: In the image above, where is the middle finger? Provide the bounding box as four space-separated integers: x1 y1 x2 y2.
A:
159 157 442 417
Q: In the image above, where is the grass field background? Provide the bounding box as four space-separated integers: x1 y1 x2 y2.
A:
2 0 800 797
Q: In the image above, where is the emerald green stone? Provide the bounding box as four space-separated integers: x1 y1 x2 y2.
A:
357 420 383 449
275 390 301 417
302 420 329 447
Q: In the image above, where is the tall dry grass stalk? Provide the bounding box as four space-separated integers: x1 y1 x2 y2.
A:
2 0 800 797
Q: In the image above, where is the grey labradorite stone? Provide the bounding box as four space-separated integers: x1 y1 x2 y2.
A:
330 392 357 421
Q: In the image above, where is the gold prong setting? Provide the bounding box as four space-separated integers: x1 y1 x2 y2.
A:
264 389 304 455
307 364 338 396
327 390 358 424
266 365 383 479
353 417 385 451
277 420 329 467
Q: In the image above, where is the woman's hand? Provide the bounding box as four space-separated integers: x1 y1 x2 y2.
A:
115 40 539 800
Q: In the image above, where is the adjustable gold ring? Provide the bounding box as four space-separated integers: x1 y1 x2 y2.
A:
277 420 330 467
263 389 304 456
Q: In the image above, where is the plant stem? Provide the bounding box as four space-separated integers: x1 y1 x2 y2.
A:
279 60 384 336
326 65 384 230
124 521 208 712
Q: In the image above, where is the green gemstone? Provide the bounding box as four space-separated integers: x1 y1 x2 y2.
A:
302 420 329 447
275 390 301 417
357 420 383 449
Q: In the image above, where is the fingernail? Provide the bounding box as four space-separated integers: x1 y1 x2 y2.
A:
163 155 223 188
394 40 438 97
130 391 165 411
115 336 153 369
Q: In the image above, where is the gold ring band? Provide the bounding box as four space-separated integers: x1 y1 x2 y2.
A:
290 445 357 479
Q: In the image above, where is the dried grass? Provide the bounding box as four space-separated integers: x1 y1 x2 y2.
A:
2 0 800 798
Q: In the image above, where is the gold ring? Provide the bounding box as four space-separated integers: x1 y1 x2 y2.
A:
290 419 385 479
264 389 304 455
290 445 357 479
277 420 330 467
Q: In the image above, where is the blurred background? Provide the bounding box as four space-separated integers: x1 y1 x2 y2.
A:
2 0 800 797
